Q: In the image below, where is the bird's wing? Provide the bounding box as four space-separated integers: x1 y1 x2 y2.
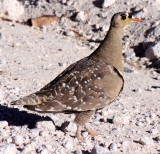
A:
12 57 123 112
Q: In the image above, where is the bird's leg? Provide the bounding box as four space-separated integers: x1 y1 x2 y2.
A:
74 110 96 140
76 125 84 141
85 123 100 136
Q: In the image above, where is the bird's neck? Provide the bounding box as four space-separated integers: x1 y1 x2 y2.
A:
91 26 123 72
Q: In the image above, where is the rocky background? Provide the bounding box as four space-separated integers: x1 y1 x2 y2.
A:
0 0 160 153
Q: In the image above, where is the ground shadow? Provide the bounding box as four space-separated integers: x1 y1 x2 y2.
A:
92 0 104 8
0 105 53 129
131 42 145 58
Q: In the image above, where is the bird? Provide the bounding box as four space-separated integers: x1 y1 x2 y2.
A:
11 12 140 140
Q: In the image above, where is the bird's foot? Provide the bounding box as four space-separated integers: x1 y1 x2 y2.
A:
88 130 100 136
77 135 84 141
85 123 100 137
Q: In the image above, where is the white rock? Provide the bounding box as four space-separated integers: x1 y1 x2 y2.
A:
0 144 17 154
61 121 77 134
0 129 8 137
22 144 34 153
112 114 130 125
149 128 158 135
39 130 50 138
35 121 55 131
76 11 88 22
101 110 108 117
147 25 160 38
139 136 154 145
92 145 108 154
102 0 116 8
0 0 24 20
0 121 8 128
75 149 82 154
64 140 73 150
64 30 76 37
12 135 24 146
145 40 160 60
109 143 117 151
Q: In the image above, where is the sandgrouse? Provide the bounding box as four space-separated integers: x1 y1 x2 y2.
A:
11 12 140 140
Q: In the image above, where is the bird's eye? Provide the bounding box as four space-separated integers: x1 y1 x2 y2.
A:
121 15 128 21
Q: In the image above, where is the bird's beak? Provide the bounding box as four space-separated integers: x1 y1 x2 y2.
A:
132 18 141 22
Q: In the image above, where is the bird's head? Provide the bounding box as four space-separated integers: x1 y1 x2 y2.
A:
110 12 141 28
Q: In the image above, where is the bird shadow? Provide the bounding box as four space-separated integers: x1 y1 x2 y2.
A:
0 104 53 129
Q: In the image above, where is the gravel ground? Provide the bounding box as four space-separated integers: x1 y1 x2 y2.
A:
0 0 160 153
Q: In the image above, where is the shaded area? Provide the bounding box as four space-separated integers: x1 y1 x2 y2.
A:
92 0 104 8
131 42 145 58
0 105 52 129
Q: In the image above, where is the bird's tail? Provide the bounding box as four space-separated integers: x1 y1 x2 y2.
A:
11 94 42 106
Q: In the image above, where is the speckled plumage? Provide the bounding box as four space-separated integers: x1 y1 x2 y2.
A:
11 12 140 140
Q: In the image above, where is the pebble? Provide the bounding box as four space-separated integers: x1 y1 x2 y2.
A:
112 114 130 125
75 149 82 154
64 30 76 37
108 143 117 151
61 121 77 134
64 140 73 150
102 0 116 8
0 121 8 129
35 121 56 131
145 40 160 60
132 88 142 93
1 0 24 20
147 25 160 38
92 145 108 154
101 25 109 32
138 136 154 145
123 66 134 73
75 11 88 23
148 128 158 135
101 110 108 117
154 136 160 141
123 51 136 59
39 130 50 138
22 144 35 153
12 135 23 146
0 144 17 154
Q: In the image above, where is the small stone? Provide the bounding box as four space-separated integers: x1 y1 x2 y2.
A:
132 88 142 93
35 121 55 131
112 114 130 125
123 51 136 59
145 40 160 60
101 25 109 32
75 149 82 154
148 128 158 135
12 135 23 146
102 0 116 8
0 121 8 128
101 110 108 117
64 140 73 150
1 0 24 20
123 66 134 73
39 130 50 138
147 25 160 38
108 143 117 151
61 121 77 134
92 145 108 154
64 30 76 37
0 144 17 154
154 136 160 141
22 144 34 153
75 11 88 23
139 136 154 145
